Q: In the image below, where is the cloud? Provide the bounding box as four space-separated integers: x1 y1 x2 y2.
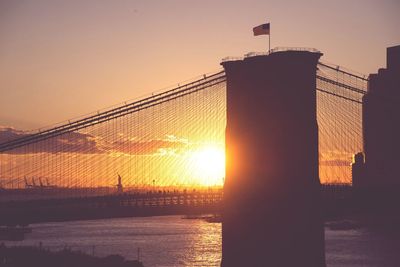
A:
1 127 190 156
108 136 189 155
0 127 101 154
320 160 350 166
319 150 353 166
0 126 27 143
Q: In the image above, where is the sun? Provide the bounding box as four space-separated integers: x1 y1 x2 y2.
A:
187 145 225 186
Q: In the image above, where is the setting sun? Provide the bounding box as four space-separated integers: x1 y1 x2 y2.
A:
187 145 225 186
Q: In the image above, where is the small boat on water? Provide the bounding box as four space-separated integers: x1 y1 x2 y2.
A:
325 220 359 230
182 215 202 220
0 225 32 241
182 214 222 223
204 214 222 223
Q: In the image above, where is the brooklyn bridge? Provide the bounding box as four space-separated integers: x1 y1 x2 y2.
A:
0 46 398 229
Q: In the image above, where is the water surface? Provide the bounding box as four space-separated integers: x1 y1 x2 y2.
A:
4 216 400 267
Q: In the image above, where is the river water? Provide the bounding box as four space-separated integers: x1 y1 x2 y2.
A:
3 216 400 266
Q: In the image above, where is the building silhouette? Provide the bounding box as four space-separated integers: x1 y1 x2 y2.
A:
117 174 124 194
221 50 325 266
356 45 400 189
351 152 365 187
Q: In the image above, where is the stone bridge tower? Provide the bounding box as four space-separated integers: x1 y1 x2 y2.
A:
221 50 325 266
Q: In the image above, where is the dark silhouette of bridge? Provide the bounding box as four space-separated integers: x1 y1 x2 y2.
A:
0 48 367 194
0 47 368 209
2 45 399 265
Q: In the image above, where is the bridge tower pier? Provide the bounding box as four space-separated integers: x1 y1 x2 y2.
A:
221 50 325 266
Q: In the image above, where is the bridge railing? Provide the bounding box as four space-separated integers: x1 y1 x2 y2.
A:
222 47 321 62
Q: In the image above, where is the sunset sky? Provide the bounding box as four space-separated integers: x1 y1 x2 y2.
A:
1 0 399 130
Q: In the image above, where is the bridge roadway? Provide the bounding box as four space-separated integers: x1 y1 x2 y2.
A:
0 190 223 225
0 185 355 225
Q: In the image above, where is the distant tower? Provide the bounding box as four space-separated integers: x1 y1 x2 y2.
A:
221 50 325 266
351 152 365 187
117 174 123 194
24 176 30 188
362 45 400 189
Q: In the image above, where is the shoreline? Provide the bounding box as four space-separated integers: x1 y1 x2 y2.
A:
0 244 144 267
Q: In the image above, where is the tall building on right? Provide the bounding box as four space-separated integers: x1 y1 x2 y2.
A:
360 45 400 188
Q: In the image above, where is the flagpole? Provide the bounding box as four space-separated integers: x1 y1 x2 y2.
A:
268 33 270 54
268 23 271 54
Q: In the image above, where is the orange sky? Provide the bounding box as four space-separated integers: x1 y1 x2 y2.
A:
0 0 399 130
